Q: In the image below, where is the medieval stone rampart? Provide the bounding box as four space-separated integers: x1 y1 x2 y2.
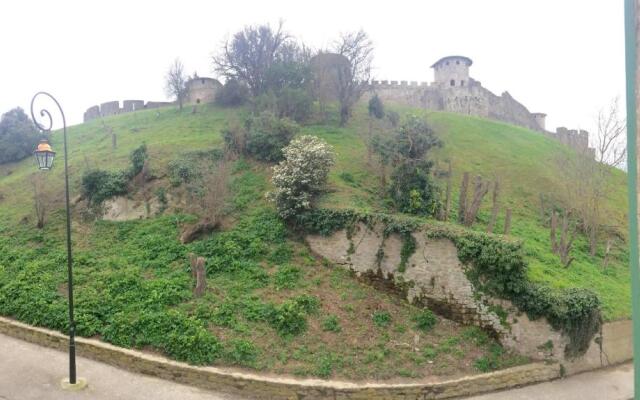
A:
83 99 175 123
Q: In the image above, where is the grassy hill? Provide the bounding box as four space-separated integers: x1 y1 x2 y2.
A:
0 102 630 379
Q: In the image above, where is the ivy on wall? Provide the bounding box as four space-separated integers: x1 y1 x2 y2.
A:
296 208 601 359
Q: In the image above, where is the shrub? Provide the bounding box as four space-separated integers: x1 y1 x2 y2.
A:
275 87 313 123
215 79 250 106
322 315 341 332
268 300 308 337
368 94 385 119
167 158 200 186
129 144 148 177
0 107 42 165
268 135 336 219
293 294 320 314
244 112 299 162
225 339 259 366
372 310 392 328
413 309 437 332
273 264 301 290
81 169 129 205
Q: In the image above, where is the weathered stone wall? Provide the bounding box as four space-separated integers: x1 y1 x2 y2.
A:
83 100 174 122
100 101 120 117
122 100 145 112
306 223 632 371
365 81 541 132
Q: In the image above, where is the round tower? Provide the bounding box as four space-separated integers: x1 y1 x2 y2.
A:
431 56 473 88
531 112 547 131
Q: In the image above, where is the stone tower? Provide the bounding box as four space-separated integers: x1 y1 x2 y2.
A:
431 55 473 88
532 112 547 131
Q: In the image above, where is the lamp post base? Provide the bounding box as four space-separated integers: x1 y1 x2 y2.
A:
60 377 87 391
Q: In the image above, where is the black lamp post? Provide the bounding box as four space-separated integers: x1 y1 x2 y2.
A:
31 92 84 389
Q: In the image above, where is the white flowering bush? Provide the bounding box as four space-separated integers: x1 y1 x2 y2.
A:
268 135 336 219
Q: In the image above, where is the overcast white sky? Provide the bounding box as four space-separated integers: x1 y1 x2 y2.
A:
0 0 625 136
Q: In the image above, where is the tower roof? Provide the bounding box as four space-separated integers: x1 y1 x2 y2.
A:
431 56 473 68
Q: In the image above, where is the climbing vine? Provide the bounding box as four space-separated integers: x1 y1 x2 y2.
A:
296 208 601 358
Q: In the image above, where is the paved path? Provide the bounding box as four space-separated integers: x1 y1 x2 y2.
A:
0 333 240 400
0 332 634 400
462 362 634 400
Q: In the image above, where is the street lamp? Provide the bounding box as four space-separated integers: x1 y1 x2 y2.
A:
31 92 86 390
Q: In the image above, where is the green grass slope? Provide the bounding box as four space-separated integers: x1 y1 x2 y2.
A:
0 101 630 379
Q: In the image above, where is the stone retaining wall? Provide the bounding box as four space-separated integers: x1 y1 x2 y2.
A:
0 316 560 400
306 223 633 373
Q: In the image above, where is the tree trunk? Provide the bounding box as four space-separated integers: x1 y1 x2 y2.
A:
487 180 500 233
463 175 490 227
550 211 558 253
194 257 207 297
458 172 470 224
444 160 452 222
504 208 512 235
589 226 598 257
602 239 612 268
367 117 373 165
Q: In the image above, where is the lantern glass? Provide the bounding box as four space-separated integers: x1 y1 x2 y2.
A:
34 140 55 171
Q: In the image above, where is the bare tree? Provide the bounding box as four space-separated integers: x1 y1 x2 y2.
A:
165 58 188 110
463 175 490 227
188 254 207 297
333 30 373 126
550 209 576 268
212 21 291 96
487 180 500 233
556 150 609 256
504 208 512 235
458 172 470 224
595 97 626 168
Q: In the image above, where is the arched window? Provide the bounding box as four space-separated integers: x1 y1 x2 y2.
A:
450 79 455 87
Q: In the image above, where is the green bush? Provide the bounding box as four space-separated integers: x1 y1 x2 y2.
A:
244 112 299 162
274 87 313 123
273 264 301 290
322 315 341 332
268 299 308 337
372 310 392 328
167 158 200 186
413 309 437 332
129 144 148 176
81 169 129 205
215 79 250 107
225 339 259 366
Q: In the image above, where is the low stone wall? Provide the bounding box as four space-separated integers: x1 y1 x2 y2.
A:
0 316 560 399
306 223 633 373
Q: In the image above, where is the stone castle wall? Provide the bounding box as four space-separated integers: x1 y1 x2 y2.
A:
83 99 174 122
359 69 595 156
306 223 631 371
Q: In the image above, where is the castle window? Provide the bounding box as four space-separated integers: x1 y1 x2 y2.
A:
456 60 460 65
460 80 464 86
446 61 450 65
450 80 455 87
201 79 205 84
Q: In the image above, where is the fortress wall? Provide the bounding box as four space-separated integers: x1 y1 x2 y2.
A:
485 90 541 131
122 100 145 112
100 101 120 117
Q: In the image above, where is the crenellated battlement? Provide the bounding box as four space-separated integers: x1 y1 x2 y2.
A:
83 99 174 123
